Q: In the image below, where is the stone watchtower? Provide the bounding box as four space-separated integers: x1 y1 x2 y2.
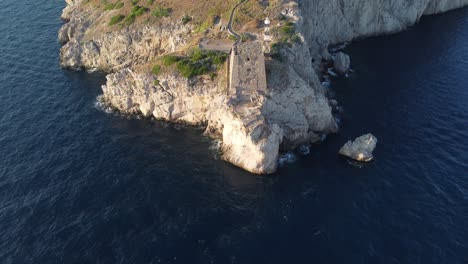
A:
229 41 267 99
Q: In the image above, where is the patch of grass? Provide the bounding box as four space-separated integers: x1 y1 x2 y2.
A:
176 59 210 79
154 79 160 86
151 65 161 75
279 21 302 44
104 1 124 10
228 35 239 41
162 55 180 66
123 14 136 25
132 5 149 16
109 14 125 26
104 3 116 10
122 5 149 25
115 2 124 9
152 6 172 18
131 0 139 6
147 0 154 4
196 20 211 33
280 21 295 38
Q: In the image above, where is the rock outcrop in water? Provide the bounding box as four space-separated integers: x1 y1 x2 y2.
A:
339 134 378 162
334 52 351 76
59 0 468 174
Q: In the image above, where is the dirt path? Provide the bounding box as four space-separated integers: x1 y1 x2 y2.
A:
227 0 249 42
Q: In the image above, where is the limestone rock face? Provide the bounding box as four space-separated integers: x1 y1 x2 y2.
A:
102 69 223 123
339 134 378 162
264 62 338 148
295 0 468 64
216 110 283 174
58 3 192 71
334 52 351 75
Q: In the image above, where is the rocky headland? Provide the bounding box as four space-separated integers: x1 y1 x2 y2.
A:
59 0 468 174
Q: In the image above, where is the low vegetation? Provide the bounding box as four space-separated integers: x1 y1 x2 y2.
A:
161 49 227 79
277 21 301 44
104 1 124 10
109 14 125 25
108 4 149 26
270 21 302 61
181 15 192 25
152 6 172 18
151 65 161 75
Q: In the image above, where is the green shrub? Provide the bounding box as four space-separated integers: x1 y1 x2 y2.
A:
109 14 125 25
152 6 172 18
147 0 154 4
162 55 180 66
280 24 295 37
132 5 149 16
176 59 209 79
154 79 160 86
206 51 227 65
123 14 135 25
189 49 205 62
182 15 192 25
168 49 227 79
131 0 139 6
151 65 161 75
121 6 149 25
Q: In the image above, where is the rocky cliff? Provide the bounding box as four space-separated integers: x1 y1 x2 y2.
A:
293 0 468 64
59 0 467 174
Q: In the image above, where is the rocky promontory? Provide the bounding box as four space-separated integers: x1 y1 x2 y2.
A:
59 0 468 174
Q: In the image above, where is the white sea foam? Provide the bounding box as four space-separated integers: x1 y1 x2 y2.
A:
321 76 331 88
278 152 298 167
330 42 349 53
94 95 114 114
209 140 222 159
335 116 341 125
297 145 311 156
327 68 338 77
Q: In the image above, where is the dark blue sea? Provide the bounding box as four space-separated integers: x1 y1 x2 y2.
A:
1 1 467 263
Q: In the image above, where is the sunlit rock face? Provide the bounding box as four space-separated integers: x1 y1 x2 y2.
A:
339 134 378 162
295 0 468 66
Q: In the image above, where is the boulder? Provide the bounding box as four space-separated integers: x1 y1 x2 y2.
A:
334 52 351 75
339 134 377 162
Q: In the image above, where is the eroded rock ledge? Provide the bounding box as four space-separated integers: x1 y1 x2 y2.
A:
59 0 467 174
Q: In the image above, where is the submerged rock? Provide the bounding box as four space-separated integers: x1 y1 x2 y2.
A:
339 134 378 162
333 52 351 75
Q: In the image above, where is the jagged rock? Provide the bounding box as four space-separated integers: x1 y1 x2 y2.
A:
339 134 378 162
334 52 351 75
297 0 468 62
